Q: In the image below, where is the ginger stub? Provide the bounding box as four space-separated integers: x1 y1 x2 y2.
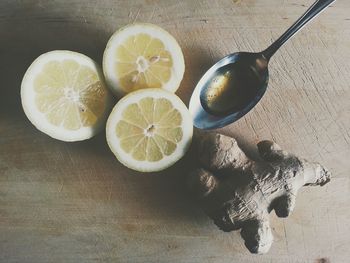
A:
187 133 331 254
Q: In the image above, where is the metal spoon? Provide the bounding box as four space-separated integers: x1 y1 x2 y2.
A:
189 0 336 130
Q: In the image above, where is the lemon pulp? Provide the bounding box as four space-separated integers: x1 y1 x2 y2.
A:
116 34 173 92
34 60 107 130
116 97 183 162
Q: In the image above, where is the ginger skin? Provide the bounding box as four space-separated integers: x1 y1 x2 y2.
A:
187 133 331 254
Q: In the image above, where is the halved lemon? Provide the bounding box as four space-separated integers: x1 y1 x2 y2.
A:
106 89 193 172
103 23 185 96
21 50 114 142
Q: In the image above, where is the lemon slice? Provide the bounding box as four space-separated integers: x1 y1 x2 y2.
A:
103 23 185 96
21 50 114 142
106 89 193 172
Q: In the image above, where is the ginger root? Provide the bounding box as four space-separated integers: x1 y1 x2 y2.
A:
187 133 331 254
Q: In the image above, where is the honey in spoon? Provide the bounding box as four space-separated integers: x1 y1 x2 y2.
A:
200 59 265 116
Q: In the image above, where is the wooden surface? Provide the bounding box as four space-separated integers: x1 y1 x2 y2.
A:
1 0 349 262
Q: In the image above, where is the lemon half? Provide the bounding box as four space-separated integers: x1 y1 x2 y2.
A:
106 89 193 172
103 23 185 96
21 50 113 141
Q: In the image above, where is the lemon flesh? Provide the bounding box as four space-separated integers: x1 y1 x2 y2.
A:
116 98 183 161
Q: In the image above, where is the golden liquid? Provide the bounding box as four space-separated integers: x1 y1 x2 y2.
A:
201 61 262 116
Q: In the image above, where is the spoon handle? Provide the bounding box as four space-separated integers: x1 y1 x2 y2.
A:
262 0 336 60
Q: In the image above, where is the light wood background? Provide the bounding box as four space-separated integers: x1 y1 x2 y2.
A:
1 0 349 262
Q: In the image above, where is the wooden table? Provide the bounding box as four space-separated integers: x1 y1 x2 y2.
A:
1 0 349 262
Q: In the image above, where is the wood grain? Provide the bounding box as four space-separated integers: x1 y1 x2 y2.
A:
1 0 349 262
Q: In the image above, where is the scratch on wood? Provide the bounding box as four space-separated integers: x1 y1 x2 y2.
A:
282 222 289 252
108 180 114 201
77 171 87 193
149 6 156 21
300 224 307 254
133 8 141 23
58 180 64 193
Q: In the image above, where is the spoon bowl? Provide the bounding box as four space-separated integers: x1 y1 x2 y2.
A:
190 52 269 129
189 0 336 130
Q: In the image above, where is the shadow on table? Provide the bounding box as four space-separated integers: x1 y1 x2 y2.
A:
0 1 111 125
0 1 233 227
